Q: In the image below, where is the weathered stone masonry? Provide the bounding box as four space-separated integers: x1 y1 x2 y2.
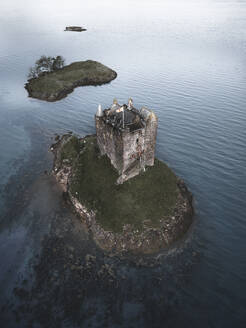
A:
95 98 158 183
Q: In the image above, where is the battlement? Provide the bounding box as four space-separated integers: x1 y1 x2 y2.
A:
95 98 158 184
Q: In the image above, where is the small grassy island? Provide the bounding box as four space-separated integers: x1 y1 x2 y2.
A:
51 99 193 255
25 60 117 102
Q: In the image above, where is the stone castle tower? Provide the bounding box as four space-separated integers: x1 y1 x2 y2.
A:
95 98 158 184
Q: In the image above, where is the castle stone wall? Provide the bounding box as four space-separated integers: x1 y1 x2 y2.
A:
122 129 144 174
95 116 124 172
95 103 158 184
143 116 158 166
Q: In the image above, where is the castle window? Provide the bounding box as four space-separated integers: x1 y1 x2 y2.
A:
136 138 139 144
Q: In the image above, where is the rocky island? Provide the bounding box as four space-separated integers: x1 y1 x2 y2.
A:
51 99 193 255
65 26 87 32
25 60 117 102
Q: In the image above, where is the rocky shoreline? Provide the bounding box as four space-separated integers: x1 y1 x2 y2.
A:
25 60 117 102
51 134 194 256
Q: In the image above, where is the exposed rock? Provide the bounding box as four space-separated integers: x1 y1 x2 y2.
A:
85 254 96 263
65 26 87 32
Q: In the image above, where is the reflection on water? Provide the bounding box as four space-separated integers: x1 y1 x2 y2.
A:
0 0 246 326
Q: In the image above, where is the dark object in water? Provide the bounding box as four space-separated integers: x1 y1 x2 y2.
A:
65 26 87 32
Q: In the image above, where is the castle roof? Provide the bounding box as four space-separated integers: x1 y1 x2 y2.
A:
96 99 155 132
104 106 144 132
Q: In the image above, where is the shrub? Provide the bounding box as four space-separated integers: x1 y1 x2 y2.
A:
28 55 65 79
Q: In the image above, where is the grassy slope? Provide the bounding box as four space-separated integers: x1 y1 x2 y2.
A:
60 136 179 233
28 60 116 94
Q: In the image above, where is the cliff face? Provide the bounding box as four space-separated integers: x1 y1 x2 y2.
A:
51 134 193 255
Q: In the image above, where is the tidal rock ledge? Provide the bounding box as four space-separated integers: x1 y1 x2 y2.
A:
51 134 194 255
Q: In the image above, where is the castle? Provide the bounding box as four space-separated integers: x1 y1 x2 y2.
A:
95 98 158 184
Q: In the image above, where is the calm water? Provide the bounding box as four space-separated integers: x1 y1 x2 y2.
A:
0 0 246 327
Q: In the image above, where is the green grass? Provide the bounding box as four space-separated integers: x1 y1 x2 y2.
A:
28 60 116 95
60 136 82 163
66 136 179 233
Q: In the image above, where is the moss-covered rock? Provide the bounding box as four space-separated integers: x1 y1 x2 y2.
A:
51 135 193 254
25 60 117 102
